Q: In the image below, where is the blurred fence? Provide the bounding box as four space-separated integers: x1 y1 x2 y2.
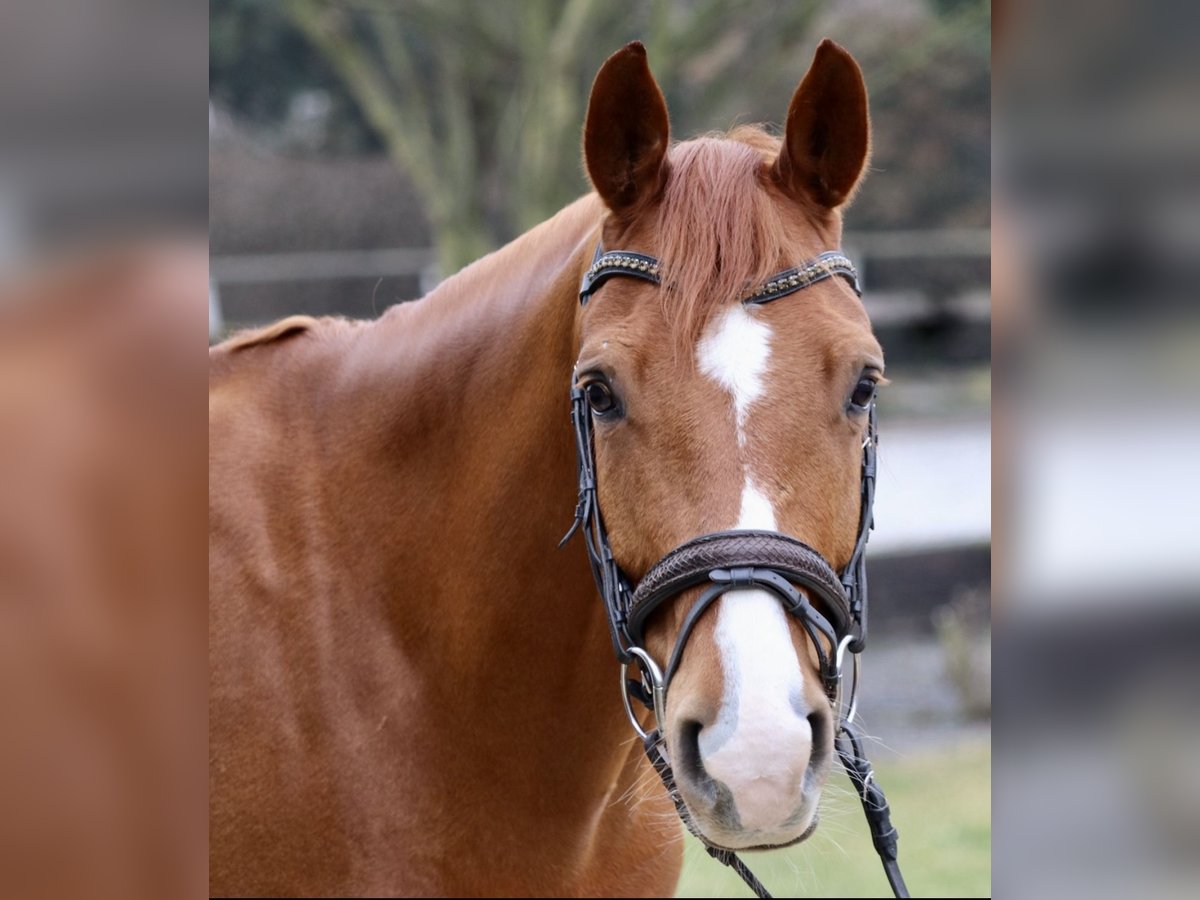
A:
210 227 991 357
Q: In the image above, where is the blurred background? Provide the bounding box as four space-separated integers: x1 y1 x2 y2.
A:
0 3 207 899
210 2 991 897
994 1 1200 899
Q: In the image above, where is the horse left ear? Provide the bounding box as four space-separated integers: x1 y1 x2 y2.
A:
584 42 671 216
774 39 870 210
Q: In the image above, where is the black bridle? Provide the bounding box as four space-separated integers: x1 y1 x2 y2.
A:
561 244 909 898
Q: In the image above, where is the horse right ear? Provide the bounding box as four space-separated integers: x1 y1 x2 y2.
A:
583 42 671 216
774 39 870 211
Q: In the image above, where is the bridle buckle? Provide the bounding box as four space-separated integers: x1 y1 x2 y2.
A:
721 565 757 589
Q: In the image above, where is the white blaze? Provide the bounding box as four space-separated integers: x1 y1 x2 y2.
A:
694 305 810 832
735 480 776 530
697 305 771 446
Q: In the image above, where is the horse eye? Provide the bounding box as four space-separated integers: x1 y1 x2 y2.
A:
584 379 617 415
849 376 877 410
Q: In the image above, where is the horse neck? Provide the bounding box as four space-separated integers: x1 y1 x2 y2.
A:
342 195 639 775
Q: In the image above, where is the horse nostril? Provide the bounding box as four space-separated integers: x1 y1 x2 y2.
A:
674 717 725 809
677 718 705 777
807 709 832 774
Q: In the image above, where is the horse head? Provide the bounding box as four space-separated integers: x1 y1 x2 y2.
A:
575 39 880 851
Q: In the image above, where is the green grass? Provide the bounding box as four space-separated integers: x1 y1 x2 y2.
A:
675 739 990 898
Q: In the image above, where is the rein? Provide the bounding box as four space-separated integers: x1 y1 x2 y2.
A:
561 244 909 899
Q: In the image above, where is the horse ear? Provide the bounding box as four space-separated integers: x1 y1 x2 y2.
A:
584 42 670 215
774 39 870 210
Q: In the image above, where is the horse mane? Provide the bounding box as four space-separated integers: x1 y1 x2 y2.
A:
652 126 803 354
222 314 320 352
218 314 371 357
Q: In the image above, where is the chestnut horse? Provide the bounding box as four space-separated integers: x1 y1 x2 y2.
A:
210 40 880 896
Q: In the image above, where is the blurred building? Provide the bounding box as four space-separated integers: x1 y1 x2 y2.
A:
210 104 431 329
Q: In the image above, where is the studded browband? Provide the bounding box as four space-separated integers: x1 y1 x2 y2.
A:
579 244 861 306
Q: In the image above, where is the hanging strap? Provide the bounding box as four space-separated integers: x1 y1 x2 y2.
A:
643 731 772 899
835 719 910 898
641 722 910 898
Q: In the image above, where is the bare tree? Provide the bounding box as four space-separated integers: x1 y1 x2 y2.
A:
280 0 833 275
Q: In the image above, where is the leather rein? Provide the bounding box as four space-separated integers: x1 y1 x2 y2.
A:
560 244 910 898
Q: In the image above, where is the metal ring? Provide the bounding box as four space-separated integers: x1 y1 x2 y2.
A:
834 634 862 725
619 646 666 739
835 632 855 673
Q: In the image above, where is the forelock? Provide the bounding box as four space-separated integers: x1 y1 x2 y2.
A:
653 127 797 356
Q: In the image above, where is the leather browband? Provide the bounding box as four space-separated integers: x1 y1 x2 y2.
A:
579 245 861 306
